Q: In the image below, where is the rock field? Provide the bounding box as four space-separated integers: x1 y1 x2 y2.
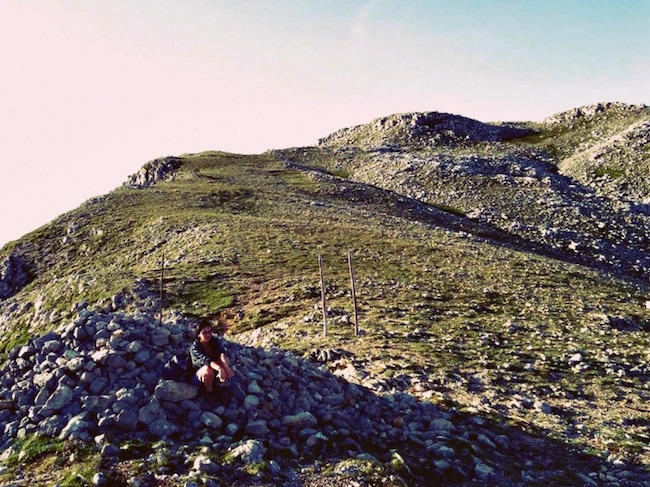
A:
0 294 649 486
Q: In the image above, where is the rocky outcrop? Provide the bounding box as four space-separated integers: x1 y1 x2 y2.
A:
123 156 182 188
0 253 32 300
542 102 648 126
1 305 649 485
319 112 535 149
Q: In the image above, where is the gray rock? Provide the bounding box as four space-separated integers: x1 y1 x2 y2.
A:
38 416 63 436
474 462 494 481
89 377 110 395
247 380 263 395
154 380 198 402
101 443 120 457
59 413 89 440
534 400 553 414
43 340 63 354
67 357 85 372
115 409 138 431
92 472 106 486
151 333 170 347
245 420 269 436
105 353 127 369
134 349 151 364
243 395 260 411
192 455 219 474
149 419 179 438
17 344 36 359
125 341 142 353
138 397 165 426
34 388 50 407
228 439 266 464
576 473 599 487
73 327 89 341
42 385 74 414
123 156 182 188
33 331 61 349
282 411 317 430
323 393 345 406
33 371 55 390
434 459 452 472
568 352 583 364
200 411 223 430
429 418 453 435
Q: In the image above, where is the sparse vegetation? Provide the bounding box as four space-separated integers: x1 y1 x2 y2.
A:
1 104 649 484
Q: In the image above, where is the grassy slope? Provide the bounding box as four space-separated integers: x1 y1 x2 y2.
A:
1 149 650 481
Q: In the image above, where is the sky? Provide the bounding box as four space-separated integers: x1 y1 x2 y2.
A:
1 0 649 248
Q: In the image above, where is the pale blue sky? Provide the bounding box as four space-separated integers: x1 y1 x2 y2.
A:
1 0 649 247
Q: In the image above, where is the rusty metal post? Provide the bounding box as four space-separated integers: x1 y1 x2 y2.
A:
319 254 327 337
159 252 164 326
348 250 359 336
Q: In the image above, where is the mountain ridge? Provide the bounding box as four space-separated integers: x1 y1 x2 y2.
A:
0 103 649 485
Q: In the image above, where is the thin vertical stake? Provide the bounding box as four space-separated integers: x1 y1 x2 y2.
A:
159 252 164 326
319 254 327 337
348 250 359 336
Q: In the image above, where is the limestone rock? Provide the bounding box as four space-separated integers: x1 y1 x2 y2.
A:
154 380 198 402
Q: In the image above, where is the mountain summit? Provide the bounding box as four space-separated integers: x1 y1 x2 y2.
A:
0 104 649 485
318 111 535 148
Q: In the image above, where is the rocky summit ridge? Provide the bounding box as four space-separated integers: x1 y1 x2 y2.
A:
318 111 535 149
0 103 650 486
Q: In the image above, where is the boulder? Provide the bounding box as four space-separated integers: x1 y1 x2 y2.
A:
228 439 266 464
115 409 138 431
245 420 269 436
200 411 223 430
154 380 198 402
59 413 90 440
282 411 317 430
149 419 179 438
42 385 74 414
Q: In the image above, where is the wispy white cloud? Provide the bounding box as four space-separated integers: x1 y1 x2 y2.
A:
350 0 376 40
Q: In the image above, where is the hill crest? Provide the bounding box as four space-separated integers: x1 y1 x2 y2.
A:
318 111 535 149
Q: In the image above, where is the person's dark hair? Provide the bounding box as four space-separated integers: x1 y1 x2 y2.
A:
194 318 213 339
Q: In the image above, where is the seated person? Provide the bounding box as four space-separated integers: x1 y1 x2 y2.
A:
189 318 234 397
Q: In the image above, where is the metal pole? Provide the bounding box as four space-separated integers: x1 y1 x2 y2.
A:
159 252 164 326
319 254 327 337
348 250 359 336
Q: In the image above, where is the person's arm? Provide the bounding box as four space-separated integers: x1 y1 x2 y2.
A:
189 340 211 368
216 352 234 380
209 338 234 380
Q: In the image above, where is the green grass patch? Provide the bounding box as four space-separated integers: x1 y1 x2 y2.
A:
0 435 99 487
327 168 351 179
279 169 318 191
592 166 625 179
167 280 236 316
430 203 467 217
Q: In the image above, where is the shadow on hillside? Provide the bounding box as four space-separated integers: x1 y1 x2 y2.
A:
219 341 650 486
334 169 648 284
283 158 650 286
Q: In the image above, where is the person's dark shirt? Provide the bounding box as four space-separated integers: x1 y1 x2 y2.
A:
189 336 226 369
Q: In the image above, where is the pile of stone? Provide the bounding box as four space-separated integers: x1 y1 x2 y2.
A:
0 304 494 483
1 305 649 485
